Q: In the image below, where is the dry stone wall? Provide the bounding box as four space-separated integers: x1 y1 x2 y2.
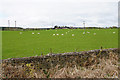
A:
2 48 119 69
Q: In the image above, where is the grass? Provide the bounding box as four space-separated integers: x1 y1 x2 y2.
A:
2 29 118 59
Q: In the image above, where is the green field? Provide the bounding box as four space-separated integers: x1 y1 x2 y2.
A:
2 29 118 59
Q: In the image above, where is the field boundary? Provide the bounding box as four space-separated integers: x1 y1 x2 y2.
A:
2 48 118 64
2 48 119 78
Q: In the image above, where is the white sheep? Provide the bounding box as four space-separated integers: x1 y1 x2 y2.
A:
94 33 96 35
72 34 74 36
113 32 116 34
20 32 22 34
83 32 85 34
61 34 64 35
87 32 90 33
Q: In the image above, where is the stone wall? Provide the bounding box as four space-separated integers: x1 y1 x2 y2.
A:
2 48 119 69
1 48 119 78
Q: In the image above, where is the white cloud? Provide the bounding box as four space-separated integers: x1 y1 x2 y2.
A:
0 0 118 28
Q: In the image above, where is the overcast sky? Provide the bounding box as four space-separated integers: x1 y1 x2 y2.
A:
0 0 119 28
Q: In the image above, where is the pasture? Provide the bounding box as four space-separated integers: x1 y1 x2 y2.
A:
2 29 118 59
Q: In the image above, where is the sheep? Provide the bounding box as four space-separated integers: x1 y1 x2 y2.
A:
53 34 55 36
19 32 22 34
72 34 74 36
94 33 96 35
32 32 34 34
61 34 64 35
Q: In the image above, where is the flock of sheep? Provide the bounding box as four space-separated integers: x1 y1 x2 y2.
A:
19 30 116 37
